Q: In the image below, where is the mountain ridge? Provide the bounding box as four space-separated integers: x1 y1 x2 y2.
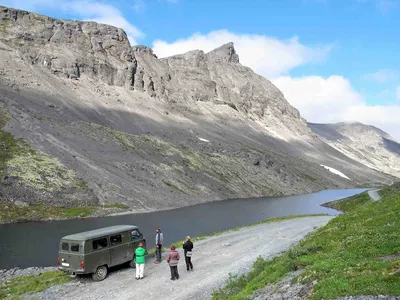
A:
0 5 397 222
308 122 400 177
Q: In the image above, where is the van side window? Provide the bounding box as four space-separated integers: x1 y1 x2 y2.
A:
71 243 80 252
92 237 108 250
110 234 122 245
61 242 69 251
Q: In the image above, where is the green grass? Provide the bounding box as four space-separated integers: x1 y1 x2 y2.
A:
63 207 97 218
0 201 133 223
0 270 71 298
0 101 14 178
322 191 372 212
212 184 400 300
102 202 130 210
0 202 98 223
146 214 326 256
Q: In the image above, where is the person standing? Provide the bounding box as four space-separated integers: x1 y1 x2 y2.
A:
182 236 194 271
166 245 180 280
155 226 163 263
135 242 146 280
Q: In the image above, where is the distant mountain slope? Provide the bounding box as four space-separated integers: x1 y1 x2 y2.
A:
309 122 400 177
0 5 396 219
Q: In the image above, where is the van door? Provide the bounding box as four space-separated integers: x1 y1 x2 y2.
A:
59 240 83 272
109 233 131 266
88 237 110 273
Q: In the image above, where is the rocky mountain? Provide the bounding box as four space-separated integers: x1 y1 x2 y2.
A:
0 6 396 220
309 122 400 178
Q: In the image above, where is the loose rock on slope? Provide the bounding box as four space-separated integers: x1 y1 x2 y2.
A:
0 5 396 219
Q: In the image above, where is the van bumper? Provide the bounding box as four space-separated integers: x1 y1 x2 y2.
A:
58 267 87 275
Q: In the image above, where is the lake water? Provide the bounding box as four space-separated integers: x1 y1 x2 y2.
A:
0 188 367 269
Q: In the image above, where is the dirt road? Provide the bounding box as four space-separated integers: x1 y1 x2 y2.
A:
31 216 333 300
368 189 381 201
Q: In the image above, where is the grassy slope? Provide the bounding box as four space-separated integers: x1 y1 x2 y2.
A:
0 100 105 223
0 271 71 299
0 202 131 224
0 101 87 192
213 184 400 300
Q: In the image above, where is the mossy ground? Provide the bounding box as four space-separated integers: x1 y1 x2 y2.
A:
0 271 71 299
212 184 400 300
0 202 97 223
0 201 132 223
0 101 101 223
82 122 295 197
101 202 130 210
1 100 89 192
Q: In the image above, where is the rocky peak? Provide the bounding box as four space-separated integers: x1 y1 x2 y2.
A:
132 45 158 58
0 5 135 87
0 5 304 134
163 49 207 68
206 42 240 64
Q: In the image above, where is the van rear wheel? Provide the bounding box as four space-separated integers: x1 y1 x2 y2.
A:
92 265 108 281
129 255 136 268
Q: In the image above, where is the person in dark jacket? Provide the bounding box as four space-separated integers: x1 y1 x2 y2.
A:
166 245 180 280
182 236 194 271
154 226 163 263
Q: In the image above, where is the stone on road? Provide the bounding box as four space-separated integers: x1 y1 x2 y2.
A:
33 216 333 300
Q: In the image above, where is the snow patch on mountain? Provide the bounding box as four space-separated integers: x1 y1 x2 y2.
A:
321 165 351 180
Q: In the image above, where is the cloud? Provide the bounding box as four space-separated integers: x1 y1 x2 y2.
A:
362 69 398 83
272 75 400 141
1 0 142 45
272 75 364 122
153 30 331 78
396 86 400 101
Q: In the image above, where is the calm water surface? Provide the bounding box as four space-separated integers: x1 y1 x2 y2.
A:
0 188 367 269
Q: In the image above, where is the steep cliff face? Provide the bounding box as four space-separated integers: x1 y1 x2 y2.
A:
133 42 313 141
1 5 312 141
0 6 137 87
0 6 396 220
309 122 400 177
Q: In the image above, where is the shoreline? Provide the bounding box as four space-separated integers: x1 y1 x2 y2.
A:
0 186 371 225
0 214 328 274
1 215 334 299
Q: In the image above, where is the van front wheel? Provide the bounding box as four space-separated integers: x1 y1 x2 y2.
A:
129 256 136 269
92 265 108 281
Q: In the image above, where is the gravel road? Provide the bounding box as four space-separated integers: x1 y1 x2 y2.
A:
30 216 333 300
368 189 381 201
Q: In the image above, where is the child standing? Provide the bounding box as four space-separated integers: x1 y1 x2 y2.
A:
135 242 146 279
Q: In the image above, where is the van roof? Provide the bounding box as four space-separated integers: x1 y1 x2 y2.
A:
61 225 138 241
